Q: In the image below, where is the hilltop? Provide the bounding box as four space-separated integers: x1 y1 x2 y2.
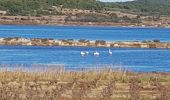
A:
109 0 170 16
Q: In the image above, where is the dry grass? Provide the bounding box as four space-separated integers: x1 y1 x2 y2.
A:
0 67 170 100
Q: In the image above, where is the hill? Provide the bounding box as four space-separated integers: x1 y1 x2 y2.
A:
108 0 170 16
0 0 104 16
0 0 170 16
0 0 170 15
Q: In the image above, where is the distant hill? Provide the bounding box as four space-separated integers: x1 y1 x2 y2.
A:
0 0 104 16
0 0 170 16
111 0 170 16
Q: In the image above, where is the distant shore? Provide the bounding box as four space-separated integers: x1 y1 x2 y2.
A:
1 21 169 28
0 15 170 28
0 37 170 49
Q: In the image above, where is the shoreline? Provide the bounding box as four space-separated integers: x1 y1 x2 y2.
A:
0 15 170 28
1 22 169 28
0 37 170 49
1 23 170 29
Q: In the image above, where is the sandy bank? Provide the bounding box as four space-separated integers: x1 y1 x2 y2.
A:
0 37 170 49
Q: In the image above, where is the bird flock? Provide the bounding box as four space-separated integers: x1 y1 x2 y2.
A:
81 49 112 56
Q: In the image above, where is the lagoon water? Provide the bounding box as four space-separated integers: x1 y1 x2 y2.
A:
0 25 170 72
0 46 170 72
0 25 170 41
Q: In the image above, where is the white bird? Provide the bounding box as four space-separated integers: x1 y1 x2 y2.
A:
109 49 113 55
94 51 100 56
86 51 89 55
81 51 86 56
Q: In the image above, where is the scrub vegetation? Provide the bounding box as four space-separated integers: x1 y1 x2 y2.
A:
0 0 170 16
0 67 170 100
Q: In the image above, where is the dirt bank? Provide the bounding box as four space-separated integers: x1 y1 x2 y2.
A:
0 15 169 27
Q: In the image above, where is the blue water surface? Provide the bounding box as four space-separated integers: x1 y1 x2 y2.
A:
0 25 170 41
0 25 170 72
0 46 169 72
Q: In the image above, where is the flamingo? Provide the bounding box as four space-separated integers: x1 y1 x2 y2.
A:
86 51 89 55
81 51 86 56
94 51 100 56
109 49 113 55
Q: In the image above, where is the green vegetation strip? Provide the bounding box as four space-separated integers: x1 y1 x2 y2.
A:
0 0 170 16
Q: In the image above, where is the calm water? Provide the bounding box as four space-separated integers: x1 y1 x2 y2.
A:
0 25 170 72
0 46 170 72
0 25 170 41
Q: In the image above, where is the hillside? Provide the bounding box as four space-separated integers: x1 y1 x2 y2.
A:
0 0 170 27
0 0 170 16
0 0 104 16
110 0 170 16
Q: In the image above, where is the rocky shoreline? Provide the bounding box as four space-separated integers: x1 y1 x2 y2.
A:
0 37 170 49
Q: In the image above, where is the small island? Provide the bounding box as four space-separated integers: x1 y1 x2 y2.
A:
0 37 170 49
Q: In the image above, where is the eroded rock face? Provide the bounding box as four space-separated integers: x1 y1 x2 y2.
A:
0 37 169 48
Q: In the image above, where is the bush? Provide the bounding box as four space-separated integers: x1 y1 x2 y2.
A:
78 39 89 43
95 40 106 45
153 40 160 43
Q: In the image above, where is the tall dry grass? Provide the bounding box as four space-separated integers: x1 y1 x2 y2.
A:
0 66 170 100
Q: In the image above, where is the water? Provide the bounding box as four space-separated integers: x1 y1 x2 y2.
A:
0 25 170 72
0 46 170 72
0 25 170 41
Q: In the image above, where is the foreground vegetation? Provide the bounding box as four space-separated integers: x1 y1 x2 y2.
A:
0 67 170 100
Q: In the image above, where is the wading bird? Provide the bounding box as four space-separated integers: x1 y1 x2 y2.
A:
94 51 100 56
109 49 112 55
81 51 86 56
